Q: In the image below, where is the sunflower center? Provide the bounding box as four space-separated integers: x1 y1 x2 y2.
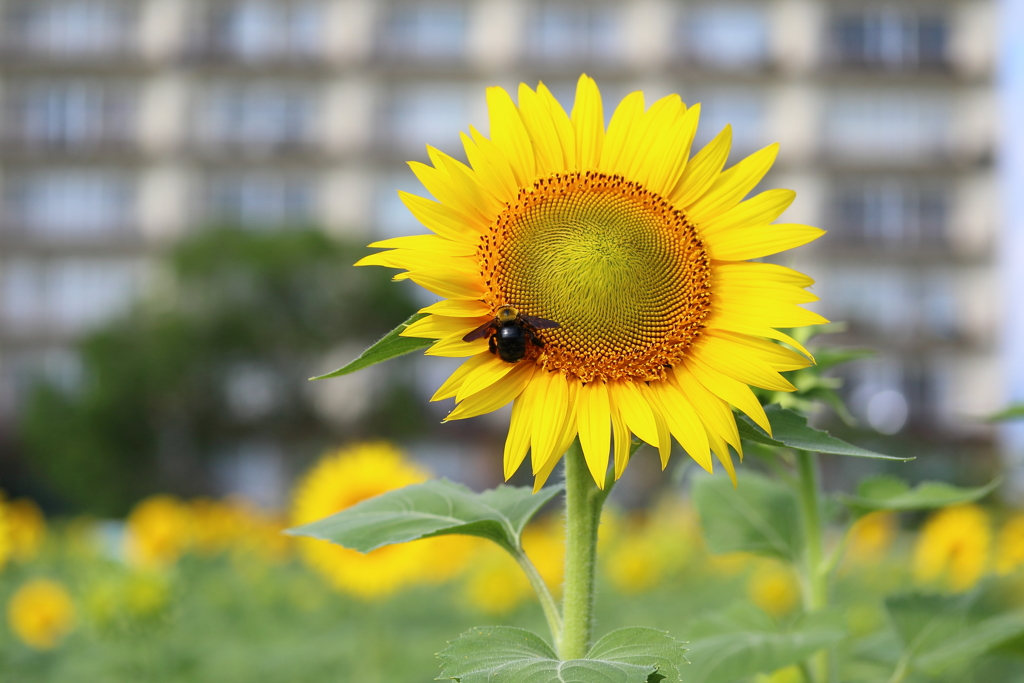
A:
478 171 712 382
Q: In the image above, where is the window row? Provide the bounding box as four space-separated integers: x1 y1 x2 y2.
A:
0 80 965 162
0 169 969 244
2 0 956 72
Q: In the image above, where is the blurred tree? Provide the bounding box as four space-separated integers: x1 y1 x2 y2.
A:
19 229 424 516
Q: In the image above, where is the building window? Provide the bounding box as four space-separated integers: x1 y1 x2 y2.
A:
195 82 317 151
823 92 951 161
2 1 136 58
378 3 467 62
832 178 948 248
2 80 136 150
832 7 948 69
383 84 470 153
199 1 323 63
682 3 770 70
524 3 621 64
205 173 316 228
2 170 136 239
0 258 142 335
688 89 768 156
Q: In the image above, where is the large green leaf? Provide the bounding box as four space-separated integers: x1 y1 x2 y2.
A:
310 312 432 380
915 612 1024 674
738 405 910 461
437 626 688 683
287 480 562 553
988 403 1024 422
691 472 803 562
840 476 1001 515
685 605 846 683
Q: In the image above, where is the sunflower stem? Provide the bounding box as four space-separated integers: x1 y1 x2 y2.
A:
796 449 831 683
512 546 562 647
559 440 609 660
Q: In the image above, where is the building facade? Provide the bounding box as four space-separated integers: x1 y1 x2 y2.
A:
0 0 1002 455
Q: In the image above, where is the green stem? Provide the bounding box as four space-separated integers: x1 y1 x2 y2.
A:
559 440 610 660
513 546 563 646
796 450 829 683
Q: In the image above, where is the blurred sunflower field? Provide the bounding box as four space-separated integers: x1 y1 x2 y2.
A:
4 442 1024 683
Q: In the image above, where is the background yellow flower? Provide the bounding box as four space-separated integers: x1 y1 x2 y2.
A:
913 504 991 592
7 578 76 650
125 494 194 570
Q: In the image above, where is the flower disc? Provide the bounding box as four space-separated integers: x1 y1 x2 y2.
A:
481 171 711 382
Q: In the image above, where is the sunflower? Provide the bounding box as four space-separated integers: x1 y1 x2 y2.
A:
360 75 826 488
291 441 475 599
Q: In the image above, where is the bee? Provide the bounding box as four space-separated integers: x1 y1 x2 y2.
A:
462 305 560 363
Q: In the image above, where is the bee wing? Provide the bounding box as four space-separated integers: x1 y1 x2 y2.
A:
462 320 496 342
521 315 560 330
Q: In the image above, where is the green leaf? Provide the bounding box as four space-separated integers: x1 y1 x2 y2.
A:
287 480 562 553
310 312 432 380
685 606 846 683
809 347 873 372
437 626 688 683
691 472 803 562
840 476 1001 515
738 405 910 461
885 593 1024 676
988 403 1024 422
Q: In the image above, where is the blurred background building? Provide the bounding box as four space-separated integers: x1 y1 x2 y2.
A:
0 0 1009 505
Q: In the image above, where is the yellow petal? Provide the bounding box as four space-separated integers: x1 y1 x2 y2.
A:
425 331 488 357
693 334 796 392
529 370 570 474
368 234 477 256
517 83 564 177
419 299 491 317
714 262 814 288
670 124 731 207
432 353 492 401
356 250 478 276
457 355 518 402
699 189 795 238
445 362 536 421
395 270 486 300
599 91 645 174
643 103 700 197
402 313 485 340
537 82 577 172
610 399 631 480
541 379 581 482
621 95 684 183
687 143 779 225
610 380 660 449
504 394 532 479
463 127 519 204
399 191 484 242
409 160 492 226
571 74 604 171
705 330 812 372
684 357 771 435
427 147 506 218
637 382 673 469
577 381 611 487
486 86 536 186
670 367 742 456
650 380 713 472
709 223 826 261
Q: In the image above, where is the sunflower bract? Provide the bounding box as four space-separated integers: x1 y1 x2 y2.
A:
359 75 828 489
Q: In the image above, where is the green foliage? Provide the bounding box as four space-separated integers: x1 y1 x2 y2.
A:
311 313 432 379
288 480 562 553
884 593 1024 679
840 476 1001 516
437 626 688 683
19 229 419 515
738 406 909 461
987 403 1024 422
691 472 803 562
684 604 846 683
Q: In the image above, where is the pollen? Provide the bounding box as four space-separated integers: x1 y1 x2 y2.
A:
478 171 712 382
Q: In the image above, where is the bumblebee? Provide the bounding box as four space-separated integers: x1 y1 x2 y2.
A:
462 305 560 363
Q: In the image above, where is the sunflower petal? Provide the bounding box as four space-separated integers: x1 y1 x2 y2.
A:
684 357 771 435
637 382 673 468
670 124 732 207
650 380 713 472
528 371 570 475
463 128 519 204
599 91 645 174
578 381 611 487
709 223 826 261
687 143 779 225
670 367 742 456
504 394 532 479
368 234 477 256
432 353 492 401
399 191 484 241
418 298 491 317
538 81 577 172
518 83 566 176
610 399 631 479
444 362 535 421
487 86 536 186
611 380 660 449
457 355 518 401
571 74 604 171
699 188 795 238
693 334 796 392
